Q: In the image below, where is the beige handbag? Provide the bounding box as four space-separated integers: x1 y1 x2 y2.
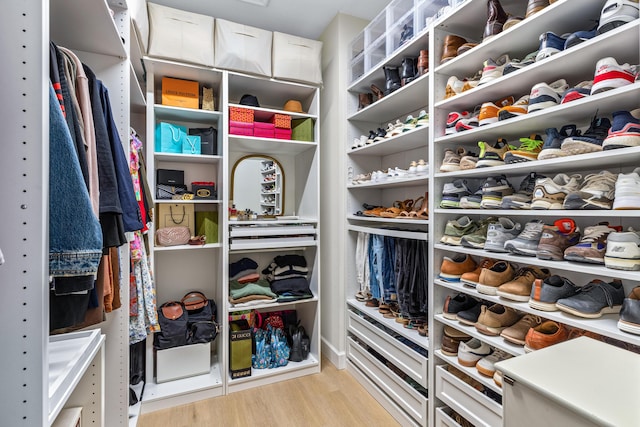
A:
157 203 195 236
156 226 190 247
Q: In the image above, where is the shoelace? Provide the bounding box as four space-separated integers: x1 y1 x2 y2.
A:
575 281 616 308
518 222 543 239
512 266 542 280
519 314 543 328
517 137 543 152
580 172 617 195
517 173 540 194
580 226 614 242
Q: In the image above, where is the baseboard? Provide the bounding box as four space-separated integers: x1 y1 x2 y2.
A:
321 337 346 369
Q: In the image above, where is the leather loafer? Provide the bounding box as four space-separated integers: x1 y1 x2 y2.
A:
525 0 550 18
441 34 467 63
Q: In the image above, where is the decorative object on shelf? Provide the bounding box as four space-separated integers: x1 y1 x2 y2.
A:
155 122 187 153
157 203 195 235
188 127 218 155
161 76 199 109
214 18 273 77
231 155 285 216
202 86 215 110
292 118 315 142
155 225 191 246
147 2 215 67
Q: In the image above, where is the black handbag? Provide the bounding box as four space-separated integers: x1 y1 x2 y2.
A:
154 301 189 349
188 127 218 155
182 291 219 344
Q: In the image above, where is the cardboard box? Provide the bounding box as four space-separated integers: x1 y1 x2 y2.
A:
291 118 314 142
156 342 211 383
162 77 199 109
229 320 252 379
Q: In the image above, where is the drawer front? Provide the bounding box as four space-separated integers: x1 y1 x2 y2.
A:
435 406 463 427
348 337 428 425
435 365 502 427
347 311 428 387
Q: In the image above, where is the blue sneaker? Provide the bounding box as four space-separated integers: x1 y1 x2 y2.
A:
538 125 580 160
536 32 567 61
564 24 599 49
603 110 640 150
560 115 612 155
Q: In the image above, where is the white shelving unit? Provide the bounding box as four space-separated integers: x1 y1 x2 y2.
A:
429 0 640 426
1 1 134 426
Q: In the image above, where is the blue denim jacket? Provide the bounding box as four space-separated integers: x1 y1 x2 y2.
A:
48 83 103 277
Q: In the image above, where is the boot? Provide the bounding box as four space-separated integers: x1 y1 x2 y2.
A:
484 0 509 40
371 84 384 100
358 92 373 110
417 50 428 76
441 35 467 63
401 57 417 86
383 66 401 95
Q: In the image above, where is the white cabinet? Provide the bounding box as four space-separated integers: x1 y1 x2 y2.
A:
429 0 640 425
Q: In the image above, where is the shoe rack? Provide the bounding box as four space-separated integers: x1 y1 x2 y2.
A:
429 0 640 426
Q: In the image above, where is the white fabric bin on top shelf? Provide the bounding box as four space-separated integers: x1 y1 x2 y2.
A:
214 19 272 77
147 2 215 67
272 32 323 85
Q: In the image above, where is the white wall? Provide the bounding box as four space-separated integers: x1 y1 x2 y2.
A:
319 13 368 369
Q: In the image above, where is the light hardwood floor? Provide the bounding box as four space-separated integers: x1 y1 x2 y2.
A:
137 358 400 427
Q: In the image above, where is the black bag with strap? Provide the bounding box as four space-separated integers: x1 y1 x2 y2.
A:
181 291 219 344
154 301 189 349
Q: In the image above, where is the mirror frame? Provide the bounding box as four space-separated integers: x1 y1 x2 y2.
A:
230 154 285 218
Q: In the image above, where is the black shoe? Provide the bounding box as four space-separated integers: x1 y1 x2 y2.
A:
384 66 401 95
373 127 387 142
401 56 417 86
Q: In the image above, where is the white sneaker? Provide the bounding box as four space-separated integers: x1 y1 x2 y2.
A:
591 57 636 95
531 173 582 210
476 349 512 377
597 0 640 35
351 138 360 149
457 338 492 367
605 228 640 271
416 159 429 175
613 167 640 209
528 79 569 113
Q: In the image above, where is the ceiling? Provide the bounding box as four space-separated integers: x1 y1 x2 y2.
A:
147 0 391 40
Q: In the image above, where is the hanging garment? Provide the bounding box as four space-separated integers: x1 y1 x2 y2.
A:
355 231 370 294
129 237 160 345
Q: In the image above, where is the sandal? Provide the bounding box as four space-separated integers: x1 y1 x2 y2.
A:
418 323 428 337
363 207 386 217
383 302 399 318
188 235 206 245
409 192 429 220
395 315 410 326
365 298 379 308
398 195 424 218
355 290 372 302
380 199 414 218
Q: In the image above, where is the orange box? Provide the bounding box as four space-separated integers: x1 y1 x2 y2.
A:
229 107 254 123
270 113 291 129
161 77 199 109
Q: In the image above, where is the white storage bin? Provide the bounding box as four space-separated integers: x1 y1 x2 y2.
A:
272 32 323 85
214 19 272 77
156 342 211 383
147 2 215 67
130 0 149 52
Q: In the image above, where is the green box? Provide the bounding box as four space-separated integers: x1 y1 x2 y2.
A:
291 118 314 142
229 320 252 379
195 211 218 243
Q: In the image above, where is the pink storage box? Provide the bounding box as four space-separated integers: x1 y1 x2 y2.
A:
275 128 292 140
229 120 254 129
254 122 275 138
229 126 254 136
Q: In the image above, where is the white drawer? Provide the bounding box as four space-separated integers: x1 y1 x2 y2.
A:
435 365 502 427
435 406 463 427
347 337 427 426
347 310 428 388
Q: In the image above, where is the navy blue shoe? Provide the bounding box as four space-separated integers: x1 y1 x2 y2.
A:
535 32 567 61
538 125 580 160
564 24 599 49
560 115 611 154
603 110 640 150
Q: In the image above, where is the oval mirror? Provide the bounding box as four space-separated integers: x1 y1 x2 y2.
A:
231 155 285 217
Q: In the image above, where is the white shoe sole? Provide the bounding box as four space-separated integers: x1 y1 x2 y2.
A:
560 139 604 154
556 303 621 319
496 290 531 302
603 134 640 149
604 255 640 270
531 199 564 209
529 299 560 311
618 319 640 335
476 283 499 295
613 195 640 209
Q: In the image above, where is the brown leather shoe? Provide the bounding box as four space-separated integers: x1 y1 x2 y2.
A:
525 0 550 18
441 35 467 63
417 49 428 75
496 266 551 302
461 257 497 287
484 0 509 40
475 304 523 336
370 84 384 100
476 261 515 295
500 313 543 345
358 92 373 110
439 254 477 282
524 320 568 352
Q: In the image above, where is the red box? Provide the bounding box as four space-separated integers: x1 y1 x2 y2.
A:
275 128 292 140
270 113 291 129
229 107 254 123
229 126 254 136
229 120 254 129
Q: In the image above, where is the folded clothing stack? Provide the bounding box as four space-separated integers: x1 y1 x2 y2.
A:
262 254 313 302
229 257 277 306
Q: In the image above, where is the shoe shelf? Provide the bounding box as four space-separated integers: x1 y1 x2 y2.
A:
434 82 640 144
435 314 526 357
348 214 429 225
350 125 430 156
433 147 640 179
349 73 431 124
433 208 640 219
434 243 640 283
348 224 428 241
433 0 605 76
434 350 502 395
348 175 429 189
228 135 317 155
434 278 640 348
348 299 430 351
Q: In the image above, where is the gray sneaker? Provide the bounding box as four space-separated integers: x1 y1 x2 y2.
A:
501 172 546 210
556 279 625 318
504 220 545 256
461 216 499 249
484 217 522 252
529 275 580 311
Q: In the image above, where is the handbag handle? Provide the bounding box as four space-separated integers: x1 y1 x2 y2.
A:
182 291 208 311
169 205 186 224
169 124 182 142
185 136 198 154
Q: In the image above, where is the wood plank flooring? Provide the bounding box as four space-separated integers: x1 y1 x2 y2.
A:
137 358 400 427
